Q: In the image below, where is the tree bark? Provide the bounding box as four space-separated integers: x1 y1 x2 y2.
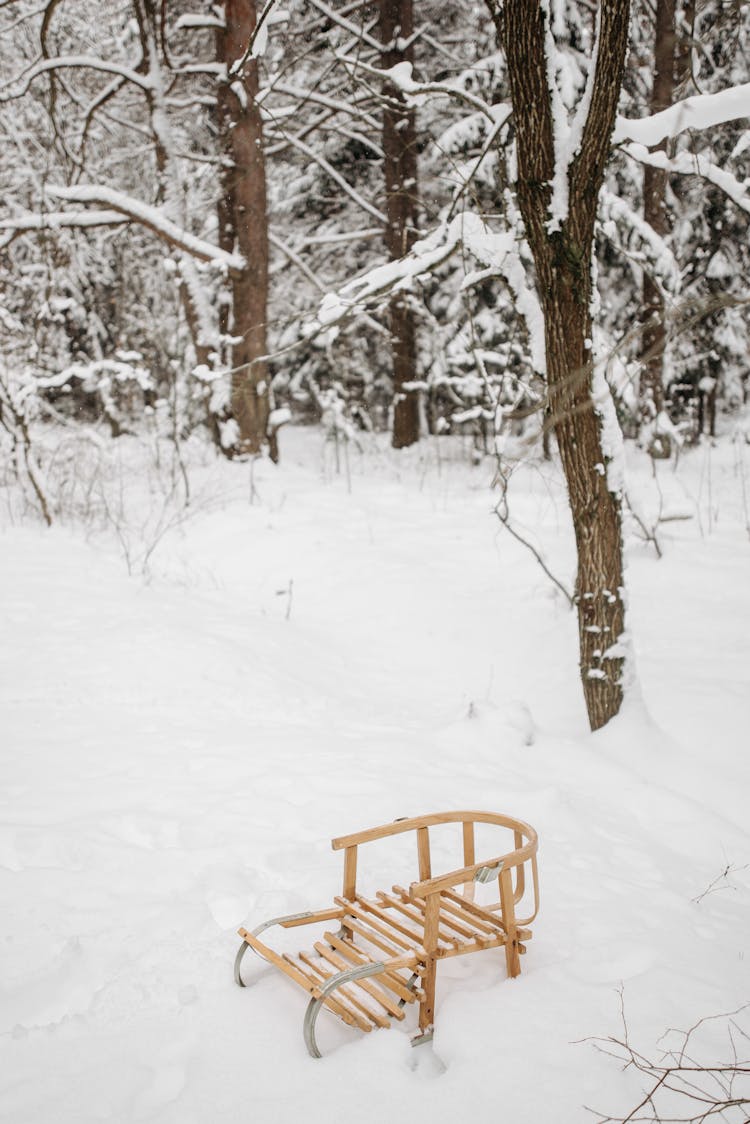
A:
640 0 677 438
217 0 273 459
490 0 630 730
379 0 420 448
132 0 214 372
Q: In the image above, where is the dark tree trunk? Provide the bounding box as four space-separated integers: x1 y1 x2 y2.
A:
379 0 420 448
217 1 273 459
640 0 677 438
488 0 630 730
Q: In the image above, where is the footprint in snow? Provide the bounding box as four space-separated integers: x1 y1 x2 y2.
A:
132 1061 187 1120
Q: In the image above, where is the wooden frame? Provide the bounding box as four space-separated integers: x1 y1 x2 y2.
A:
235 810 539 1056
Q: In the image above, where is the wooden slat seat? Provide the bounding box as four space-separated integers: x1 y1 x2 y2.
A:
234 810 539 1057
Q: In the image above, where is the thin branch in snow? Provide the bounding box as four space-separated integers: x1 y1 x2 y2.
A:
259 80 380 130
173 12 225 31
492 453 574 605
301 228 382 246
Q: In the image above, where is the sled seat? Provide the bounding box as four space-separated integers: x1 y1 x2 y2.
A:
234 810 539 1057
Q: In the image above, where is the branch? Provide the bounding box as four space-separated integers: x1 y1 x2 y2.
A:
44 185 244 272
306 0 382 51
0 209 127 247
173 12 225 31
338 55 501 122
268 128 387 224
0 54 153 99
228 0 284 76
495 502 575 605
303 216 470 338
77 75 127 165
613 81 750 147
259 80 380 130
570 0 630 228
269 231 325 292
622 142 750 216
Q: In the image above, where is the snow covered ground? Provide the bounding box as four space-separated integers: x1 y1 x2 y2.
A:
1 427 748 1123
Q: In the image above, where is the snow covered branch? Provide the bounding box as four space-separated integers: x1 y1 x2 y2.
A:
337 56 501 122
306 213 546 373
613 82 750 147
307 0 382 51
173 12 226 31
44 185 245 273
599 189 682 294
622 143 750 217
0 55 153 99
0 209 128 247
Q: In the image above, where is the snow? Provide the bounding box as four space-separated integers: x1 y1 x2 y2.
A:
2 55 153 98
45 185 245 274
348 59 497 123
613 81 750 147
622 142 750 217
173 13 226 31
1 428 748 1123
599 188 682 293
0 211 128 246
308 214 546 375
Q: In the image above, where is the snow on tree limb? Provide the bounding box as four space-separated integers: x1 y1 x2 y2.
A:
613 82 750 146
305 213 546 373
174 13 226 30
44 185 245 272
338 57 500 122
599 188 682 294
0 55 154 99
0 210 128 247
622 143 750 216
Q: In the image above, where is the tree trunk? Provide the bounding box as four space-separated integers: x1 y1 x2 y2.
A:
379 0 420 448
217 1 273 459
132 0 215 374
640 0 677 441
490 0 631 730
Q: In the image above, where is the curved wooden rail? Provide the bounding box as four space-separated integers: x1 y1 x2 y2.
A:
236 810 540 1055
331 809 539 923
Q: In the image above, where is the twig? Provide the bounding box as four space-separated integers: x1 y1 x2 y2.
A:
691 862 748 905
582 992 750 1124
494 497 575 606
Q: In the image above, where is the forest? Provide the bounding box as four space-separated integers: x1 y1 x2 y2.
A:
1 0 749 1121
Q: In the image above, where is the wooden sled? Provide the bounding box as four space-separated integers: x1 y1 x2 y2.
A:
234 810 539 1057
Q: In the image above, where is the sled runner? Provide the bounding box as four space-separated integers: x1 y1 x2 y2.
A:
234 810 540 1057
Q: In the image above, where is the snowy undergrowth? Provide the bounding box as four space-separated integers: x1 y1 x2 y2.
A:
1 428 748 1123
